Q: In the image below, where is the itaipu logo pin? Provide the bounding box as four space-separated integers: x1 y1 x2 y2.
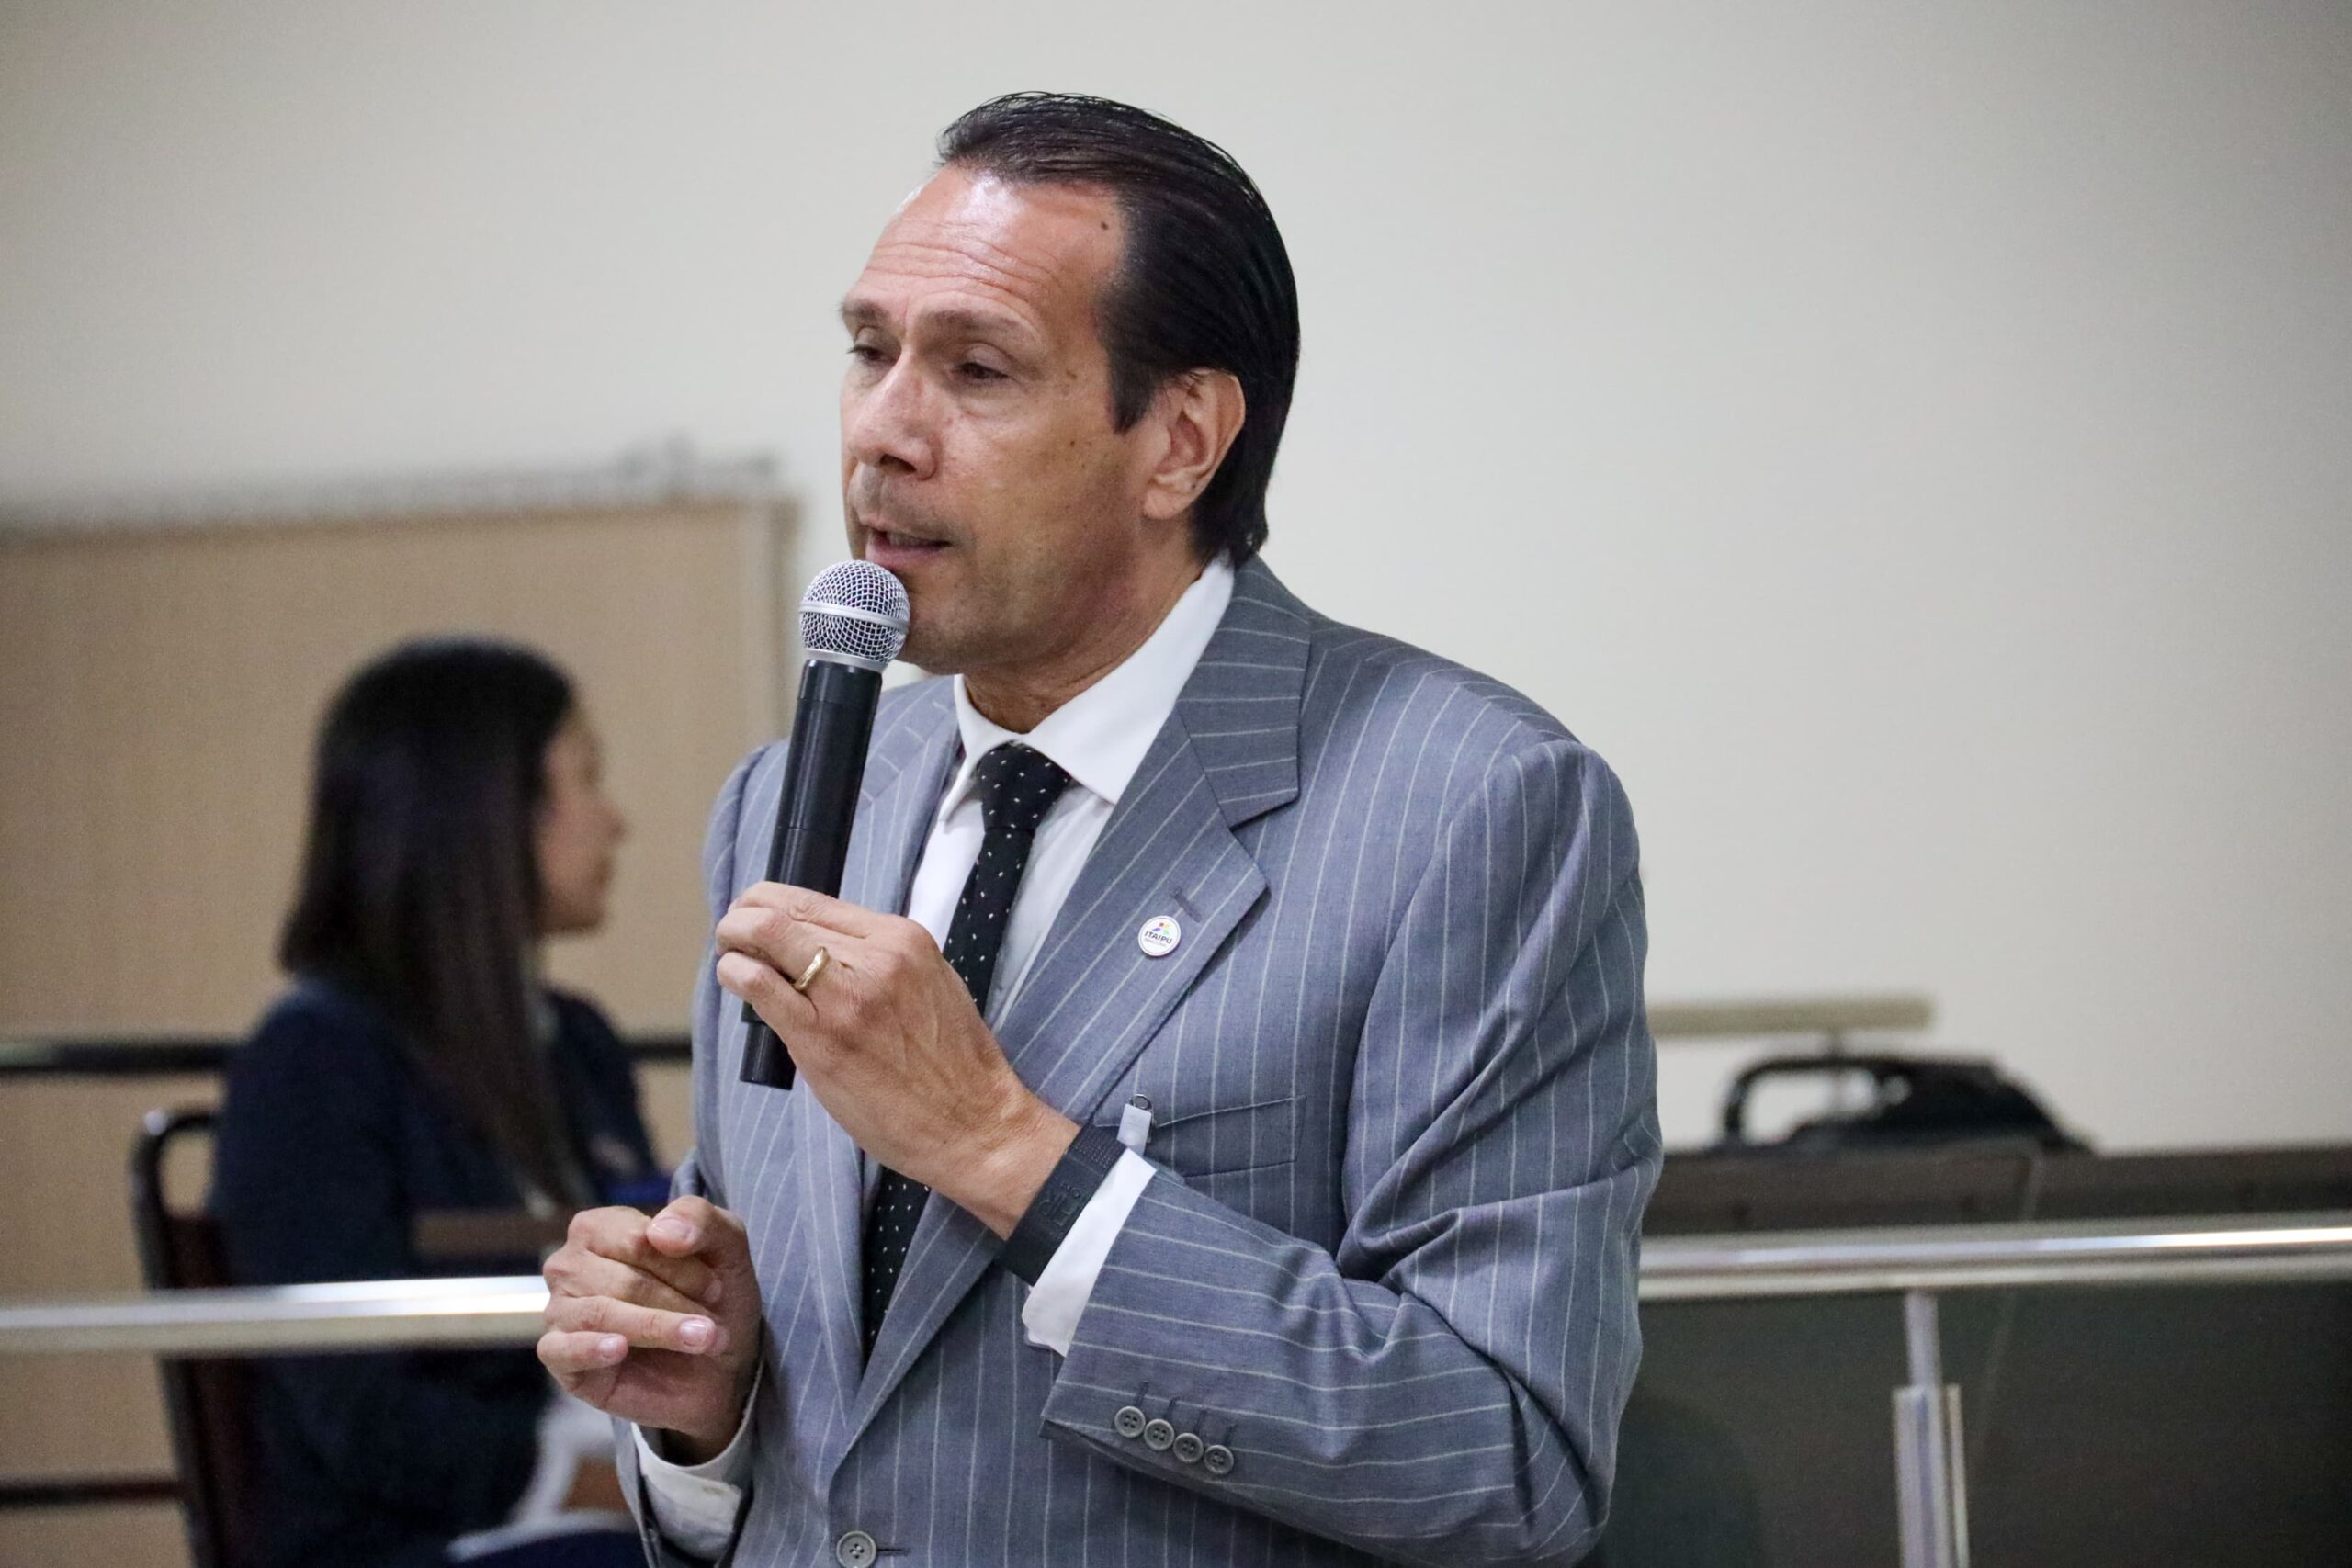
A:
1137 915 1182 958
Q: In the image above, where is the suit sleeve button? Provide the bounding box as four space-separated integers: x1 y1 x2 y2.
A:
835 1531 878 1568
1172 1432 1204 1463
1142 1418 1176 1451
1203 1444 1235 1476
1114 1405 1148 1438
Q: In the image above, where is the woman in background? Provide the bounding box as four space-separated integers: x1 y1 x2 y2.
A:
213 638 658 1568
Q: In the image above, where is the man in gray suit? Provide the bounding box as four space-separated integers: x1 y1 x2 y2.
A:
539 92 1658 1567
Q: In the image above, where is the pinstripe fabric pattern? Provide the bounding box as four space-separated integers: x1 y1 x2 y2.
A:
618 559 1659 1566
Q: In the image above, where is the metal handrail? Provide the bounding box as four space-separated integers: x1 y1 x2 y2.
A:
1645 992 1934 1041
1640 1210 2352 1299
2 1212 2348 1358
0 993 1939 1077
0 1277 550 1357
0 1035 693 1078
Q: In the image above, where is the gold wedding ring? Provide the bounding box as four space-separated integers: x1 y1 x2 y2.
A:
789 944 831 994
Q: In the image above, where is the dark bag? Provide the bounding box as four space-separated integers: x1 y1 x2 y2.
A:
1717 1053 2086 1154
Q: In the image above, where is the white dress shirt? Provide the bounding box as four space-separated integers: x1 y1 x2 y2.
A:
638 559 1235 1553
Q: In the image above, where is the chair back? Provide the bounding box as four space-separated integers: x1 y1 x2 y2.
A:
130 1107 261 1568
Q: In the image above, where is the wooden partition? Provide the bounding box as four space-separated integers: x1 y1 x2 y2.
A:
0 468 793 1564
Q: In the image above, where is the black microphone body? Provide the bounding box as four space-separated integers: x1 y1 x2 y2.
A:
739 656 883 1089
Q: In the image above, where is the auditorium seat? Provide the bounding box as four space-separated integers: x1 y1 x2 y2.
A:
130 1108 260 1568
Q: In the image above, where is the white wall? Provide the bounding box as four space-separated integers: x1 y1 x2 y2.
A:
4 2 2347 1149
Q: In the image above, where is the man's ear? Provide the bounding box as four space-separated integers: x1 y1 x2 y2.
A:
1140 370 1247 524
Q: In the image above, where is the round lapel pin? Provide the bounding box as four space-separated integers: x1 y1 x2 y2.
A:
1137 915 1182 958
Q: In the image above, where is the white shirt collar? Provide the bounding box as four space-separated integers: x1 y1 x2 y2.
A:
945 558 1235 808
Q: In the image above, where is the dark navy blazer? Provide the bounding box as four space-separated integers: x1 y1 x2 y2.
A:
211 975 660 1568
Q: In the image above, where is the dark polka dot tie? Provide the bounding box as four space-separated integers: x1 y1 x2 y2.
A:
861 741 1073 1359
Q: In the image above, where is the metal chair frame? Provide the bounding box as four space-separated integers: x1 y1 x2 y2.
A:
128 1106 257 1568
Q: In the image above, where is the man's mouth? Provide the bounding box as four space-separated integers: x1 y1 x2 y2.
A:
863 524 953 564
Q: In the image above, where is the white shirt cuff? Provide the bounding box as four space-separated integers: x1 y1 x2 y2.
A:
634 1368 759 1557
507 1390 613 1524
1020 1148 1155 1354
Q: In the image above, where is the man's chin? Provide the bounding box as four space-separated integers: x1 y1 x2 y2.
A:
894 627 958 674
896 606 1003 676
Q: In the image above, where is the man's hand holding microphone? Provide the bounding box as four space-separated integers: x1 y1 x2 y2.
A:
535 874 1077 1456
536 561 910 1462
534 562 1067 1461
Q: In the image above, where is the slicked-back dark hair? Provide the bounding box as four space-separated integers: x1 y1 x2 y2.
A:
938 92 1299 566
280 637 588 1209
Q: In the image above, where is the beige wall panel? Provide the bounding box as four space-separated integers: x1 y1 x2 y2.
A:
0 1502 187 1568
0 497 786 1035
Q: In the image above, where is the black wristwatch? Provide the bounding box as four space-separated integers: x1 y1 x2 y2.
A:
997 1124 1127 1285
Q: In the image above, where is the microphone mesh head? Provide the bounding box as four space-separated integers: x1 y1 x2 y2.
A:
800 559 910 670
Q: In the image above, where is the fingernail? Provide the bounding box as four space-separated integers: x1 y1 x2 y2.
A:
701 1276 724 1306
679 1317 714 1349
599 1335 627 1361
649 1217 693 1247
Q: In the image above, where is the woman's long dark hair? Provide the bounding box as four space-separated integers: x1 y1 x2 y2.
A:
280 637 588 1208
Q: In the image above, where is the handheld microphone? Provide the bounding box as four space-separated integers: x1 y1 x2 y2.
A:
739 559 911 1089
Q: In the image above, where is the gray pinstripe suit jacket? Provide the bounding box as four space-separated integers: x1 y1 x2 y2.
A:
623 558 1659 1566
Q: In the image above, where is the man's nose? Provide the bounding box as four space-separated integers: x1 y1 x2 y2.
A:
844 359 936 479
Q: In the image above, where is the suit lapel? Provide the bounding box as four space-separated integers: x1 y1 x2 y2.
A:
846 560 1312 1441
783 679 957 1435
